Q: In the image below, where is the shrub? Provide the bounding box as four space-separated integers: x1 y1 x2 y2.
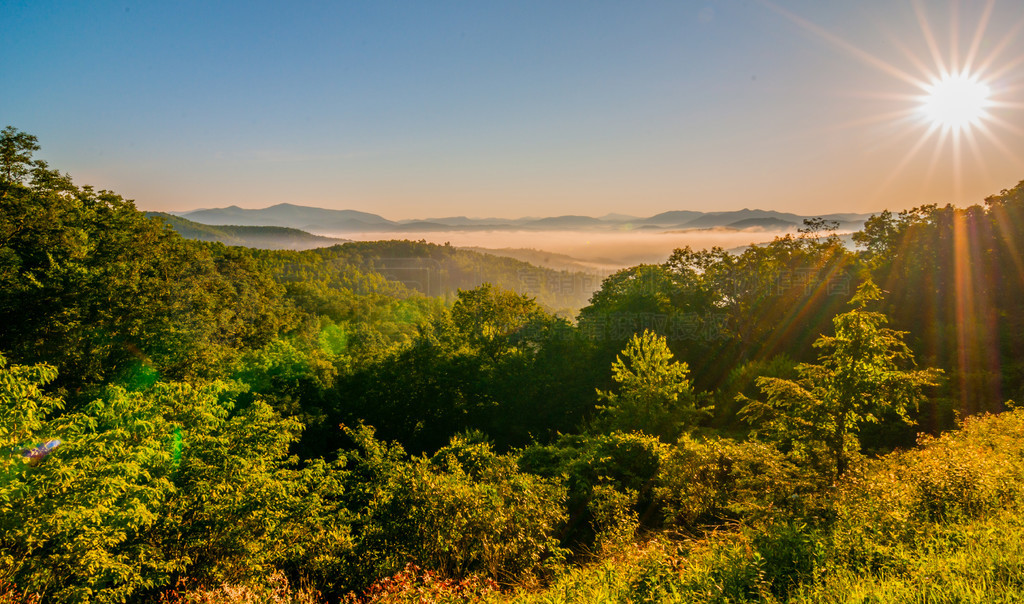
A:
0 357 340 603
345 427 567 588
518 431 668 549
657 435 807 531
830 408 1024 572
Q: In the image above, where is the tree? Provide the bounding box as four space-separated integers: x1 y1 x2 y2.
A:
0 363 346 602
0 126 40 185
450 283 547 360
742 280 942 479
594 330 704 440
0 130 294 392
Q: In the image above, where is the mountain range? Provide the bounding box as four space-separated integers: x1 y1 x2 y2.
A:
174 203 874 235
147 212 350 249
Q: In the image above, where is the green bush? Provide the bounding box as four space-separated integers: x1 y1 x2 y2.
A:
657 435 807 531
518 431 667 550
344 427 567 587
0 354 345 603
830 408 1024 574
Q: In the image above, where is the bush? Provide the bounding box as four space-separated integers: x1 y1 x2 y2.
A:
344 427 567 588
0 356 342 603
830 408 1024 573
518 431 668 550
657 435 807 531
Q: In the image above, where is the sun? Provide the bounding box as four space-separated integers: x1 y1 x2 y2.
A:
761 0 1024 206
920 71 992 132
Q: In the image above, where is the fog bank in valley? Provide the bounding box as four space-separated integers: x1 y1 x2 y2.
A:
331 228 805 271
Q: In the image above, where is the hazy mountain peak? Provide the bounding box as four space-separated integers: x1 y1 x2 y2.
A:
176 203 874 235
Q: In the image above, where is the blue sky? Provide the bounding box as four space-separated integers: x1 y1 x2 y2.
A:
3 0 1023 218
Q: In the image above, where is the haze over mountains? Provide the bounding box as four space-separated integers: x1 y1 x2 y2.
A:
175 203 873 234
167 203 876 270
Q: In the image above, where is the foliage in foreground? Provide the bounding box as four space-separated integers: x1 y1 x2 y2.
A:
499 408 1024 604
212 407 1024 604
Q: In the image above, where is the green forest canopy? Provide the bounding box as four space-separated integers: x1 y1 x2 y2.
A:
4 125 1024 602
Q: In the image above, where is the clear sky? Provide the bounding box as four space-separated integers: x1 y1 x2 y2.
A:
3 0 1022 219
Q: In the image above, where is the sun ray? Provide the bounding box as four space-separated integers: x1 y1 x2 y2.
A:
953 212 978 412
983 114 1024 137
949 0 960 74
758 0 929 89
973 14 1024 76
982 50 1024 83
962 0 996 74
890 37 940 83
990 100 1024 111
988 205 1024 288
912 0 948 78
923 126 952 196
814 107 921 134
963 123 994 186
868 125 939 200
953 127 964 200
973 122 1024 167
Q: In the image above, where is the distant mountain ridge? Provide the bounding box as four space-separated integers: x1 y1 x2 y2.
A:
174 203 874 234
148 212 350 249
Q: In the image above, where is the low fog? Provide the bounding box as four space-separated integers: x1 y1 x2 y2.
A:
330 228 806 271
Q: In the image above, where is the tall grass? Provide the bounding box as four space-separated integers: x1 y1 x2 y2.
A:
495 409 1024 604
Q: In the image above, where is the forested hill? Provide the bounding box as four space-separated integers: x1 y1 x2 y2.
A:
150 212 599 313
252 240 600 315
146 211 351 249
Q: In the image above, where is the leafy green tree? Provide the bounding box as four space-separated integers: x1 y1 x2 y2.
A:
0 129 294 392
852 201 1007 417
334 285 596 454
577 264 679 380
594 330 704 441
720 229 858 368
742 280 942 479
450 283 547 360
0 126 41 184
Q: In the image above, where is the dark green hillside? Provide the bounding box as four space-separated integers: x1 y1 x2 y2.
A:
151 212 600 312
147 212 350 249
252 239 601 314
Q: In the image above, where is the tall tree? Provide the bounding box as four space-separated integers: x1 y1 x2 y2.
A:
742 280 942 479
0 128 294 392
594 329 703 441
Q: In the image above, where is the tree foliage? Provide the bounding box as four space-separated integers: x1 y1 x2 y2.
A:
0 128 294 393
0 353 347 602
594 330 703 441
742 280 942 478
